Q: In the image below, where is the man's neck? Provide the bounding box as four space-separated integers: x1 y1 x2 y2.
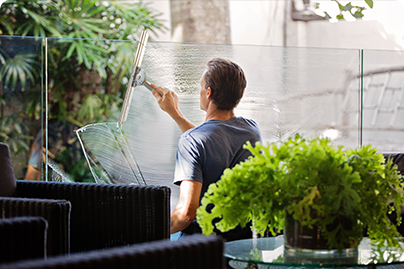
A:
205 108 235 122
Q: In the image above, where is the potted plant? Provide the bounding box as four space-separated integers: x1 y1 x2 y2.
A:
197 134 404 254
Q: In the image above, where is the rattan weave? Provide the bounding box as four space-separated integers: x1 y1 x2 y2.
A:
0 216 48 262
14 180 170 253
0 235 224 269
0 197 70 256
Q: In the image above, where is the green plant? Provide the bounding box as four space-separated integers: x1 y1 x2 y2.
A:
0 0 165 180
322 0 373 20
197 134 404 251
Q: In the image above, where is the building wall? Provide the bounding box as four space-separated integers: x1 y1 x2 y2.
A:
144 0 172 42
229 1 287 46
147 0 404 51
303 19 404 50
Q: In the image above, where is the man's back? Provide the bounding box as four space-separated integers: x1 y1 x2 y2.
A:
174 116 261 198
174 116 261 241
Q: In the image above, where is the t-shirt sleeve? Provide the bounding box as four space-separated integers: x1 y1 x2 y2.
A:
173 134 204 186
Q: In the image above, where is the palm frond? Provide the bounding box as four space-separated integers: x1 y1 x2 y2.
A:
0 53 38 89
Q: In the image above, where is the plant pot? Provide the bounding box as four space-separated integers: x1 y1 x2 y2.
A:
283 212 359 264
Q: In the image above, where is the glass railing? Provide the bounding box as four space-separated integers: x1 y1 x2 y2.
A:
2 36 403 197
0 36 44 180
362 49 404 153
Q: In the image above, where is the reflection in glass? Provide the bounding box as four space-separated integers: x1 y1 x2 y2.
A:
0 36 43 180
362 50 404 153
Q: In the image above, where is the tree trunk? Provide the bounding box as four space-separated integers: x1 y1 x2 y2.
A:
170 0 231 44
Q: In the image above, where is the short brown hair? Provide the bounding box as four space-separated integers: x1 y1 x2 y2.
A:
203 58 247 110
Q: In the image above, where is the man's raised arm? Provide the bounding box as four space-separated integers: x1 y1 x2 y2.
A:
151 83 195 133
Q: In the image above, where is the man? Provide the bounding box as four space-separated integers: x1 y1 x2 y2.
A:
151 58 262 241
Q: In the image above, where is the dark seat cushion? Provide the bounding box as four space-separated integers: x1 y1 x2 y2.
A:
0 143 16 197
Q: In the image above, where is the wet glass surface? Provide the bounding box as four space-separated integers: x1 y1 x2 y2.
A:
78 42 361 208
5 36 400 210
362 50 404 153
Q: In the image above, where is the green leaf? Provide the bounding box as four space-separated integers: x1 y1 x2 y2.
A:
343 3 353 11
365 0 374 8
19 23 34 36
14 123 22 134
76 41 84 64
64 42 77 60
353 11 364 18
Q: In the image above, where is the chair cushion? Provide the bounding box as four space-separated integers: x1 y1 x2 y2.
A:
0 143 16 196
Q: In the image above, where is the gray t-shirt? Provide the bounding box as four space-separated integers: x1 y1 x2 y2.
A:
174 116 262 201
173 116 262 240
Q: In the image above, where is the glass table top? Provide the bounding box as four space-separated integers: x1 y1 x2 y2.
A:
224 237 404 268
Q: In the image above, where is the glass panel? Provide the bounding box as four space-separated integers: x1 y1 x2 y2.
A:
45 37 138 182
47 37 361 208
362 49 404 153
134 43 361 206
0 36 43 180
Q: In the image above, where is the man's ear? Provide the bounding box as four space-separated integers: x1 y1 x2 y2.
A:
206 87 212 99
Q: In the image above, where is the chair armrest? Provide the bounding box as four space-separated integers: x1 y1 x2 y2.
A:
0 216 47 263
0 235 224 269
0 198 70 256
15 180 170 253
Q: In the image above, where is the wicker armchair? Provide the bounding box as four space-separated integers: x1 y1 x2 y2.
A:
2 180 170 256
0 142 170 257
0 197 70 256
0 235 224 269
0 217 48 263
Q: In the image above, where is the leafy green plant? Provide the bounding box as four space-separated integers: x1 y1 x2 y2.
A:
197 134 404 251
367 240 402 263
323 0 373 20
0 0 165 180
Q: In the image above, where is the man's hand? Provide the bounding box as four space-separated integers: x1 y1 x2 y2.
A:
151 83 196 133
151 84 180 118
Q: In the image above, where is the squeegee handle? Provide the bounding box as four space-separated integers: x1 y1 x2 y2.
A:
143 80 163 97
